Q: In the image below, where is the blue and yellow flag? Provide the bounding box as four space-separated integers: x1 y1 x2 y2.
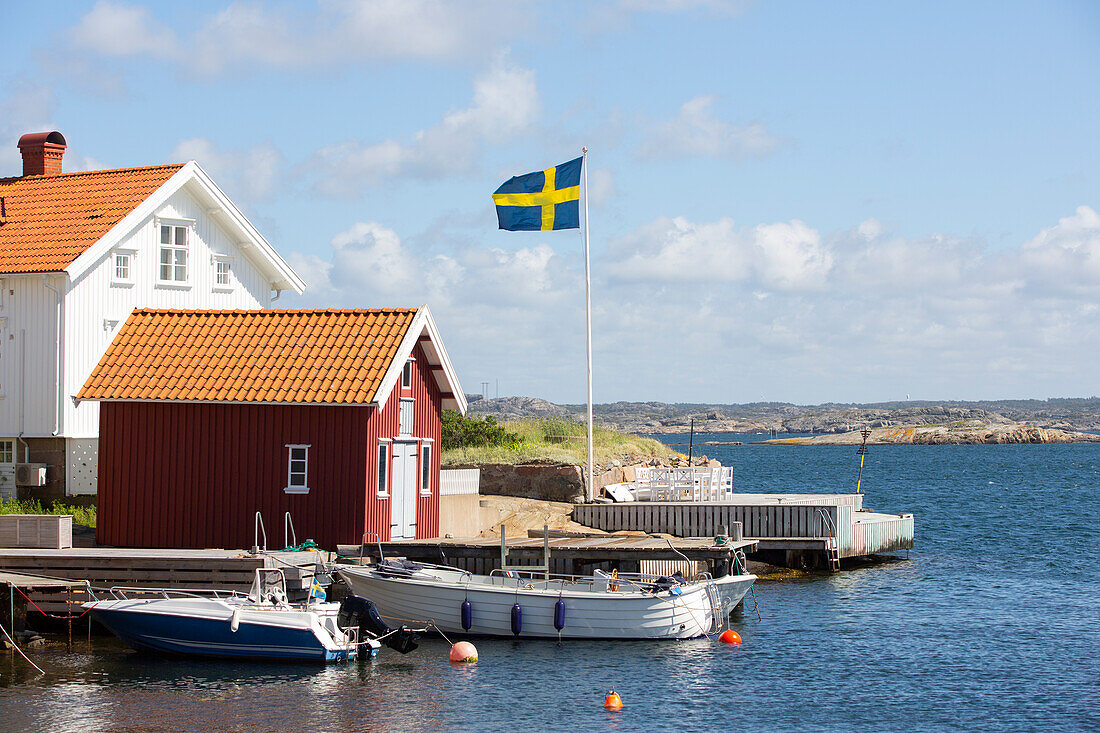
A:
493 157 582 231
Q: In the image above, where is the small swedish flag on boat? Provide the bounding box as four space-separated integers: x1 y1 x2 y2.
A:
493 156 582 231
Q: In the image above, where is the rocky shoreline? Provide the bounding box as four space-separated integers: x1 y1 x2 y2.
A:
468 396 1100 438
759 423 1100 445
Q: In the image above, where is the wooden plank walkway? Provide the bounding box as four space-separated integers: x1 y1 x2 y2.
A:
572 499 915 568
0 548 323 613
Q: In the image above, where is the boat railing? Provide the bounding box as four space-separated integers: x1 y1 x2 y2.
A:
104 586 249 602
485 567 691 594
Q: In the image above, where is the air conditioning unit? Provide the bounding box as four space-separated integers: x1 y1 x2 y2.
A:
15 464 47 487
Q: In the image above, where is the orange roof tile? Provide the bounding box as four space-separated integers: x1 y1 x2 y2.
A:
0 164 184 273
78 308 419 405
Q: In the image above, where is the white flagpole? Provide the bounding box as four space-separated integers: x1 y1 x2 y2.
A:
582 147 594 502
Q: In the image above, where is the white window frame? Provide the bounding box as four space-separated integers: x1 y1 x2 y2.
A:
212 254 233 291
399 398 415 436
376 441 390 498
111 248 136 287
156 218 194 288
0 439 13 464
420 443 432 496
402 358 415 389
284 444 310 495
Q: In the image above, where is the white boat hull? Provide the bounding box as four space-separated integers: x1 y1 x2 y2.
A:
339 567 755 640
87 597 364 662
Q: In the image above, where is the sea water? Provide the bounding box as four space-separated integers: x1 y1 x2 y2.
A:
1 437 1098 732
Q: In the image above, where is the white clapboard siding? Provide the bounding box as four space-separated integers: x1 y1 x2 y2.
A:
62 186 273 438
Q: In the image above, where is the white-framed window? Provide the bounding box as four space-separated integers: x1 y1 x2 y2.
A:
376 442 389 497
284 444 310 494
112 251 133 285
399 398 414 436
402 358 414 389
213 256 232 289
0 440 13 464
158 221 190 284
420 444 432 495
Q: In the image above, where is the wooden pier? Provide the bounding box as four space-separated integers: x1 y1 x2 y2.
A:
0 548 325 613
572 494 914 569
342 534 758 577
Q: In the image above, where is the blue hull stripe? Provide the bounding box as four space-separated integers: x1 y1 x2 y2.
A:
93 608 352 663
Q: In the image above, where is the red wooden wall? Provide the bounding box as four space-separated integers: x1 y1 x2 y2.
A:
97 342 445 549
362 342 443 541
97 402 370 549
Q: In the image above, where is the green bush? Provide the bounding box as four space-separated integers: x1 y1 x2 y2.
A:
0 497 96 527
441 410 522 451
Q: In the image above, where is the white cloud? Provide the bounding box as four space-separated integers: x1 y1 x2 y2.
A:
1017 205 1100 296
0 83 55 173
284 206 1100 403
638 95 782 160
69 1 180 58
168 138 284 202
64 1 524 75
308 59 539 196
609 216 832 291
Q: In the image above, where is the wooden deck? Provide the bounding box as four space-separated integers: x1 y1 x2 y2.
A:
0 548 324 613
342 535 758 577
572 497 914 568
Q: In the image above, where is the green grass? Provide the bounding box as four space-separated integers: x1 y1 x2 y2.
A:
0 498 96 527
442 417 670 466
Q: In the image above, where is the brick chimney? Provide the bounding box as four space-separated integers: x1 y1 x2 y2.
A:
18 131 67 176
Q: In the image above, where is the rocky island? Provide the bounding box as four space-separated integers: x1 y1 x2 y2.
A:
466 396 1100 444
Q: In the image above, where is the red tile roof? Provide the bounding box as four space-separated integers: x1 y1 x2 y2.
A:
78 308 419 405
0 165 184 274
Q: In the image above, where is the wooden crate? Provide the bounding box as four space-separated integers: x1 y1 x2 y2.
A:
0 515 73 549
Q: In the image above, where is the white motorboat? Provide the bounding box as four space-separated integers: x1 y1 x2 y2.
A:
87 568 420 663
339 560 756 640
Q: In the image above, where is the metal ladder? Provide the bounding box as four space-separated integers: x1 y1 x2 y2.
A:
815 508 842 572
705 581 725 633
500 524 551 580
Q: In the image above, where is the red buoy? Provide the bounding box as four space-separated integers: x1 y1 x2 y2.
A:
449 641 479 663
718 629 742 645
604 689 623 710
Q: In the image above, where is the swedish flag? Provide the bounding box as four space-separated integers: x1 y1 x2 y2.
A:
493 156 582 231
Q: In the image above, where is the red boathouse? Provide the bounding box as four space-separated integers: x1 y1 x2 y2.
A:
77 307 466 549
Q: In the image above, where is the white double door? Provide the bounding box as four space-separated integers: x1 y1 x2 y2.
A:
390 441 419 540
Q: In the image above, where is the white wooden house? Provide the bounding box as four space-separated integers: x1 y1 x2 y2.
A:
0 131 304 498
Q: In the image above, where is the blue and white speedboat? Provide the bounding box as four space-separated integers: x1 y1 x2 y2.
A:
86 569 415 663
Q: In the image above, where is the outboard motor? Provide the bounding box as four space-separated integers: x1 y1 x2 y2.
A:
337 595 420 654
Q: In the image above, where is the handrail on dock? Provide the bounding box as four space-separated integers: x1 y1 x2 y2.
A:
253 512 267 554
284 512 297 549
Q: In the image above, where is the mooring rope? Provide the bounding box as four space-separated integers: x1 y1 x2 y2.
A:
0 619 45 675
11 584 96 621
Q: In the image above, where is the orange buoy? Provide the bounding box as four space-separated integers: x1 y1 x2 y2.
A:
449 641 479 663
718 629 742 645
604 689 623 710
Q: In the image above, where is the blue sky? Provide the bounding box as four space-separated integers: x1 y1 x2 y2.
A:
2 1 1098 404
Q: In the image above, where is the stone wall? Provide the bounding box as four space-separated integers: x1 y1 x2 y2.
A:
448 457 720 503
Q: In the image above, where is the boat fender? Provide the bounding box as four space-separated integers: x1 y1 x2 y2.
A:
461 599 472 631
511 602 522 636
554 599 566 631
229 608 241 633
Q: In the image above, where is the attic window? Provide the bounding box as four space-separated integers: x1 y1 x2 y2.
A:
158 222 190 284
402 359 414 388
111 248 136 287
212 255 232 290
